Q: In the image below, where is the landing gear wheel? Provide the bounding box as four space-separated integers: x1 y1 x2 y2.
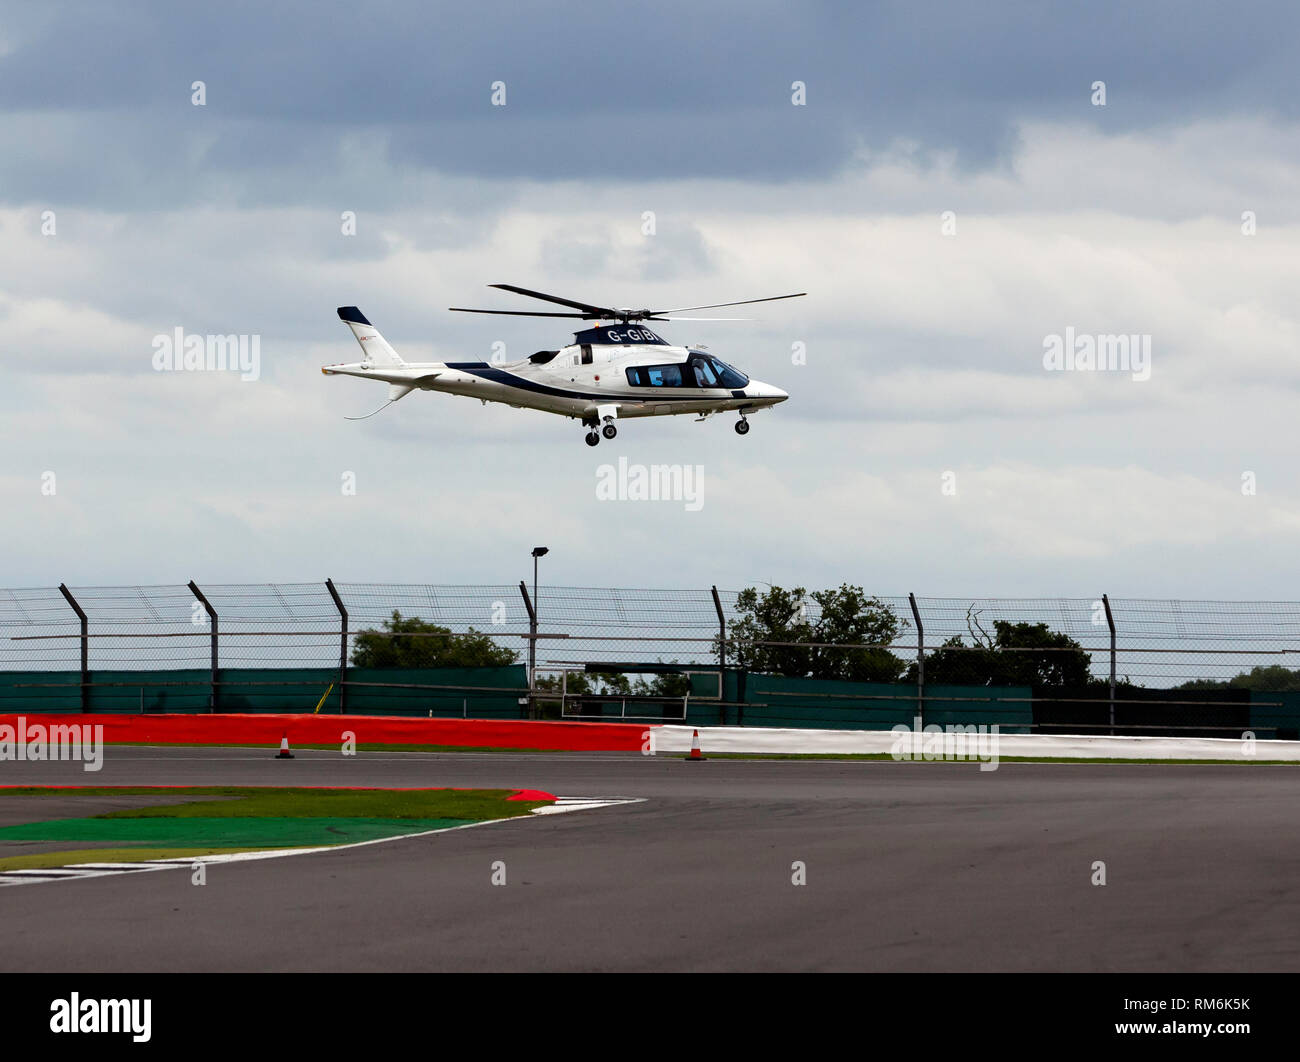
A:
585 431 600 447
735 418 750 435
602 422 617 439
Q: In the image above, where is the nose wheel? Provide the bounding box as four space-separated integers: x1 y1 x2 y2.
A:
735 416 750 435
585 431 600 447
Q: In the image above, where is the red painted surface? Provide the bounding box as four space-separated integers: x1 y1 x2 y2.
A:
0 714 651 751
506 788 557 802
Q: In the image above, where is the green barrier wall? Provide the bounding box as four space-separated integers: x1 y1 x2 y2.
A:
0 672 83 713
1249 691 1300 740
0 666 530 717
922 684 1034 732
333 666 528 718
689 672 1033 732
90 669 215 712
17 666 1243 737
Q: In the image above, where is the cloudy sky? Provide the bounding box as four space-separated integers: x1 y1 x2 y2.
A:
3 1 1300 599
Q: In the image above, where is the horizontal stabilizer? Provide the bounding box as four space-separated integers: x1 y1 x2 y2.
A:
389 373 441 400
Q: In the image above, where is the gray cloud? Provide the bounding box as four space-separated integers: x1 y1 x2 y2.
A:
4 3 1300 599
3 1 1300 209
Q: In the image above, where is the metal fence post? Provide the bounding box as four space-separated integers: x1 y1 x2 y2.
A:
519 581 536 719
188 581 218 712
325 578 348 714
1102 593 1116 736
58 584 89 713
711 585 726 723
909 593 924 727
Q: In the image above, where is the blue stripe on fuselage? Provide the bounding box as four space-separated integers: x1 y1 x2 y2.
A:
443 363 718 403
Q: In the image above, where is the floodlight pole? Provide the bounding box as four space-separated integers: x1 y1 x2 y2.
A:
520 580 537 719
531 559 537 698
528 548 549 712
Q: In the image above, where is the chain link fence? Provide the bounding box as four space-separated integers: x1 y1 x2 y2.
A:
3 583 1299 733
4 582 1300 683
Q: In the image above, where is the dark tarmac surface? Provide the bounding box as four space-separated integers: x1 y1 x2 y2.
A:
0 746 1297 971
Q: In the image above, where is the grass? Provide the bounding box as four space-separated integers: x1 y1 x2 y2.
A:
0 816 475 846
0 786 552 874
97 786 545 820
0 786 549 819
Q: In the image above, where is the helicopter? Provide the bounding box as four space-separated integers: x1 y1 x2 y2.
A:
322 284 802 445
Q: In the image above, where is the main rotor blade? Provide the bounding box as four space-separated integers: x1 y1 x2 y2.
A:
651 292 807 315
449 308 747 322
489 284 615 317
448 307 594 318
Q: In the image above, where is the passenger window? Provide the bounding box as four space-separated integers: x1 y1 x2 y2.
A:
581 345 593 365
627 364 685 387
647 364 682 387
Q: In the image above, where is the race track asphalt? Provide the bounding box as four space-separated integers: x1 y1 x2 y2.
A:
0 747 1297 971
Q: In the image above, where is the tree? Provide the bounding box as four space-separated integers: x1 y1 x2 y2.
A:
632 669 692 698
534 667 689 704
1175 665 1300 692
723 584 907 682
532 663 693 720
534 670 635 717
350 611 518 668
535 671 632 698
906 608 1093 687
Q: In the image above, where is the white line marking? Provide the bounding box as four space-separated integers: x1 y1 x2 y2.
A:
532 799 642 814
0 796 643 887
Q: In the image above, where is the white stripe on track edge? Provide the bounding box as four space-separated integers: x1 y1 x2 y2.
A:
0 796 644 887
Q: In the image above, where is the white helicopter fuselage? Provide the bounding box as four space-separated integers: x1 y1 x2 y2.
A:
323 309 788 437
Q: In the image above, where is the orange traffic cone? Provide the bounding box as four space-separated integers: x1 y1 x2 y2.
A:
685 728 706 762
275 733 294 759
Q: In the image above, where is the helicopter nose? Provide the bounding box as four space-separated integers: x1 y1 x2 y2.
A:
751 381 788 404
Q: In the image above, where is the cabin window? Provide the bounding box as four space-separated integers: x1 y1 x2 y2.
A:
647 364 682 387
626 364 685 387
580 345 593 365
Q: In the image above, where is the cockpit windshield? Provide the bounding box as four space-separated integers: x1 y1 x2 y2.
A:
700 353 748 388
